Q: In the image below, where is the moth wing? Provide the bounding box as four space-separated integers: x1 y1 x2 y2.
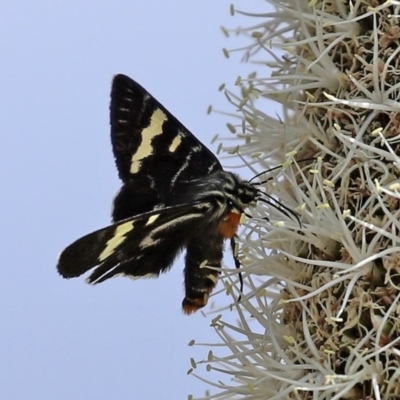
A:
110 74 223 221
57 201 213 284
111 74 222 184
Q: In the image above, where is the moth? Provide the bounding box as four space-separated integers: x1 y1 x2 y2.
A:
57 74 259 314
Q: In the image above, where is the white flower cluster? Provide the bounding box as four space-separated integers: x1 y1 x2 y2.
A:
190 1 400 399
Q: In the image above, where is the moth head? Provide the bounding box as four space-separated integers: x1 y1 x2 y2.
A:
237 181 259 207
219 172 259 212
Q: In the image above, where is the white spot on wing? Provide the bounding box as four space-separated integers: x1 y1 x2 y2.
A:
146 214 160 225
170 152 192 185
169 135 182 152
139 213 205 249
139 236 161 249
130 108 168 174
98 221 134 261
207 162 218 173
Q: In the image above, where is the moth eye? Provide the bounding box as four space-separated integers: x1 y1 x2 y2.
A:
239 188 257 205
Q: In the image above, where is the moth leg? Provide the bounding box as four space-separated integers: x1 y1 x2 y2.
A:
230 237 243 302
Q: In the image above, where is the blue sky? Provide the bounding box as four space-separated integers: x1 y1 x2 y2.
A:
1 1 260 399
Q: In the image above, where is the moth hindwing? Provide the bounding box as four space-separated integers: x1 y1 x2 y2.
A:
57 74 258 314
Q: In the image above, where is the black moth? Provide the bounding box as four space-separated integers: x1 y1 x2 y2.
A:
57 74 259 314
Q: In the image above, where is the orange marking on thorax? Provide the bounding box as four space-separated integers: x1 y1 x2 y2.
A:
218 211 242 238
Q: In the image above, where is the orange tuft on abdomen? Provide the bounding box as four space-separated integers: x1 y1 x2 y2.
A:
182 295 209 315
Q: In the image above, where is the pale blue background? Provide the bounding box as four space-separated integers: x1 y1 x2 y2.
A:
1 1 257 399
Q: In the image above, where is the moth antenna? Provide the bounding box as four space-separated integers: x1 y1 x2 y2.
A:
249 165 283 183
255 189 301 226
249 157 318 184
